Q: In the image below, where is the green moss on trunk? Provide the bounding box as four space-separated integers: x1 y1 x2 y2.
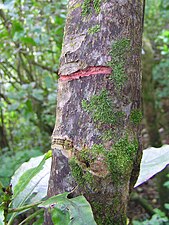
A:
82 0 101 16
108 38 130 89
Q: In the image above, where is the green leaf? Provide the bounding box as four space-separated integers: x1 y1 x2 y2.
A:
8 102 20 111
0 0 16 10
20 37 37 45
11 20 24 37
135 145 169 187
0 30 8 39
51 208 70 225
44 76 53 89
68 196 97 225
39 192 69 208
11 152 52 208
32 89 44 101
0 208 4 225
13 157 45 198
39 193 97 225
164 203 169 210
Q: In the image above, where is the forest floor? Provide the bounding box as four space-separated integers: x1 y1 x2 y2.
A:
128 178 160 222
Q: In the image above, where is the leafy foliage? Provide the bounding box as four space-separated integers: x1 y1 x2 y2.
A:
0 148 42 186
0 152 96 225
0 0 67 154
40 192 97 225
0 145 168 224
144 0 169 136
144 0 169 41
133 209 169 225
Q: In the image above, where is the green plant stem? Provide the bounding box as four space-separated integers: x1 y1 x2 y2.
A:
18 208 44 225
131 192 154 216
8 201 42 213
7 201 42 225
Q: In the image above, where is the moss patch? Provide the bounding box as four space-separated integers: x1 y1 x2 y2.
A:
102 130 115 141
82 0 101 16
82 89 124 127
82 0 91 16
69 136 138 186
109 38 130 89
69 157 84 186
92 200 127 225
88 24 101 34
106 136 138 184
93 0 101 14
69 157 93 186
70 3 82 12
78 144 104 163
130 109 142 125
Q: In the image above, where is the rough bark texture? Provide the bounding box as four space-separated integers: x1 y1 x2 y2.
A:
46 1 144 224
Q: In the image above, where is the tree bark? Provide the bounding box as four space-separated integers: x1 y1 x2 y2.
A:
0 107 9 149
46 1 144 224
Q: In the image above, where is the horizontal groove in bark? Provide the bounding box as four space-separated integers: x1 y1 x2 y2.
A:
59 66 112 81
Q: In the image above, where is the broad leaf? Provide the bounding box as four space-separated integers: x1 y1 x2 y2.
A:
39 192 97 225
20 37 37 45
0 0 16 10
11 152 51 208
135 145 169 187
51 208 70 225
0 208 4 225
31 89 44 101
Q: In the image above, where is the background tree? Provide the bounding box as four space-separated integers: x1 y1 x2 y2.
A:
141 0 169 214
46 0 144 224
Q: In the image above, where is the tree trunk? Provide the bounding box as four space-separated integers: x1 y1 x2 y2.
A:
46 1 144 224
0 108 9 149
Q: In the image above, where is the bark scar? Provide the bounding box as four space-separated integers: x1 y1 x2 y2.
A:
51 136 73 158
59 66 112 81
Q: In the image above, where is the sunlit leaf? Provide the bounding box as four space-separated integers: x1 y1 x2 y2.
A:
135 145 169 187
0 208 4 225
11 20 24 37
0 0 16 10
11 152 51 208
20 37 37 45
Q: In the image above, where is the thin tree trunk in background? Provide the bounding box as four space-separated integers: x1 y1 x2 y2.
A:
46 1 144 224
142 38 169 215
142 38 161 148
0 106 9 149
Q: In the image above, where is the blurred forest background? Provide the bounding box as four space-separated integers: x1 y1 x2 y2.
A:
0 0 169 223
